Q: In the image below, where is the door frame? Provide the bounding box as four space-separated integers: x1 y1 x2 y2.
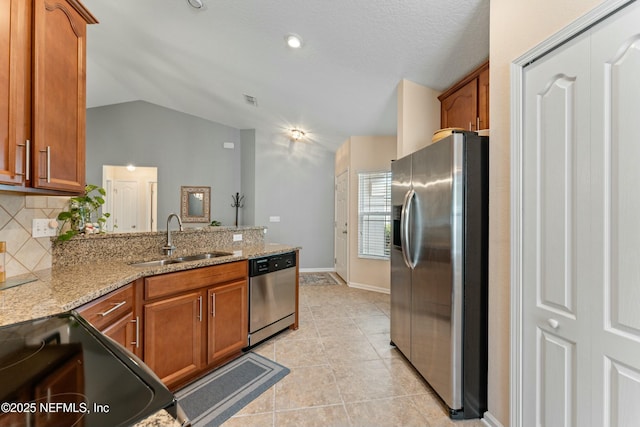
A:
334 170 349 282
509 1 634 426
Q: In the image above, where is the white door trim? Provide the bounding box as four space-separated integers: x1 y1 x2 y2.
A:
334 170 349 282
509 1 635 426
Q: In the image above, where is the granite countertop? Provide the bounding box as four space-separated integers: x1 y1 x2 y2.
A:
0 243 298 327
133 409 182 427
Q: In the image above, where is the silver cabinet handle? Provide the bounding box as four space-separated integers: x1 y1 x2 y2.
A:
17 140 30 180
477 117 481 131
211 293 216 317
38 146 51 182
469 121 473 131
131 316 139 348
46 146 51 182
98 301 126 317
198 296 203 322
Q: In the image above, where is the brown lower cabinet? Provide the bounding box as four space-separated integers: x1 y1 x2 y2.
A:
76 282 141 358
142 260 248 390
207 279 248 365
78 260 250 391
144 291 204 388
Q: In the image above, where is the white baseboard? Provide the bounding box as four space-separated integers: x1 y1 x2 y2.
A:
482 411 505 427
299 267 335 273
347 281 390 294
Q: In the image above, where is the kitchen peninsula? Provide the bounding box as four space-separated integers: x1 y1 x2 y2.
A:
0 226 298 327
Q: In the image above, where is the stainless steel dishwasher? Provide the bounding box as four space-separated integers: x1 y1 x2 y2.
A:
247 251 296 346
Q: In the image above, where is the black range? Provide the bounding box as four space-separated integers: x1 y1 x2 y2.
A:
0 311 186 427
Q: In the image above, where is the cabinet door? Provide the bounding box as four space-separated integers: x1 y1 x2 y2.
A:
207 280 247 364
440 78 477 130
144 291 203 388
477 66 489 130
0 0 30 185
102 311 141 356
32 0 87 192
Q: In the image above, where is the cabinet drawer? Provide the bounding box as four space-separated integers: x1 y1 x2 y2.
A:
77 284 134 330
145 261 248 300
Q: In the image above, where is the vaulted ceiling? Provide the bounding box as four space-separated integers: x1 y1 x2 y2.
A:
83 0 489 150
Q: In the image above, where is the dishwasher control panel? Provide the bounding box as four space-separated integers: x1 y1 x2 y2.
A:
249 252 296 276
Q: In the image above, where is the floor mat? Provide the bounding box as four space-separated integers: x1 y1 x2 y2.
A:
299 272 342 285
175 352 289 426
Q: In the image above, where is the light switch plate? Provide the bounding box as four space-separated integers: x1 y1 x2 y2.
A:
269 216 281 222
32 218 57 238
233 233 243 242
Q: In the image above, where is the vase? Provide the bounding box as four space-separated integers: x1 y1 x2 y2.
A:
70 202 92 233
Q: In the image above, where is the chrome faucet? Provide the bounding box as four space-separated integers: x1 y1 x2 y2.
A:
162 213 183 256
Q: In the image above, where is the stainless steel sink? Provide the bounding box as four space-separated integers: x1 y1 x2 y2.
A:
129 259 183 267
174 252 232 262
129 252 233 267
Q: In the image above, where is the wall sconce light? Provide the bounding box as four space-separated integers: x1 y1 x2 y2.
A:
290 129 305 141
186 0 204 9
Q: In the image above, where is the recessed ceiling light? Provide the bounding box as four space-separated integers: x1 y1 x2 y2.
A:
285 34 303 49
290 129 305 141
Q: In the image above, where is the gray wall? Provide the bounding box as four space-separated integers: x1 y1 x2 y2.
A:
86 101 242 226
240 129 256 227
86 101 335 269
252 131 335 269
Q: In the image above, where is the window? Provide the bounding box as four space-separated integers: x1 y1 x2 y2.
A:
358 171 392 259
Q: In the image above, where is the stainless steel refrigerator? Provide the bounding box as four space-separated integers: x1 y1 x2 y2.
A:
390 131 488 419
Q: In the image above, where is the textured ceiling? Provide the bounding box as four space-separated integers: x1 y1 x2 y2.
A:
82 0 489 151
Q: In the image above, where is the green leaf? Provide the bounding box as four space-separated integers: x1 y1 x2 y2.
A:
58 212 73 220
56 230 78 242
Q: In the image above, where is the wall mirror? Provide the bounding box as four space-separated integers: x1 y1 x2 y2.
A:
181 186 210 223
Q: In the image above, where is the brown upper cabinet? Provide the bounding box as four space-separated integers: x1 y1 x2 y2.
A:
0 0 97 194
438 60 489 132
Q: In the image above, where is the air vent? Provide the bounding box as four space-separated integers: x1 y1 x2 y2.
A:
243 94 258 107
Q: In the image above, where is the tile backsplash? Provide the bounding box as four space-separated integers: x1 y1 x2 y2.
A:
0 193 69 278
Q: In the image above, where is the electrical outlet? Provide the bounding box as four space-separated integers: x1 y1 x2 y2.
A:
32 218 58 238
269 216 281 222
233 233 243 242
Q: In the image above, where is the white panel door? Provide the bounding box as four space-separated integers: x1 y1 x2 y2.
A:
522 34 592 427
590 2 640 425
335 171 348 281
112 180 138 232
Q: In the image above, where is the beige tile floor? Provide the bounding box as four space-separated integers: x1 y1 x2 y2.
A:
223 278 485 427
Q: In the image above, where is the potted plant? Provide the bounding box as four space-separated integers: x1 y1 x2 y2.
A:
56 184 111 241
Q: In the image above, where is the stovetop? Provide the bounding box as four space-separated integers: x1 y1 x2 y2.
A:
0 312 179 427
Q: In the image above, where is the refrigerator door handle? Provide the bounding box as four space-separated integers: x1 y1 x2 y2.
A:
400 189 417 269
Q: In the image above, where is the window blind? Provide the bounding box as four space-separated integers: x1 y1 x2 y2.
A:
358 171 392 259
